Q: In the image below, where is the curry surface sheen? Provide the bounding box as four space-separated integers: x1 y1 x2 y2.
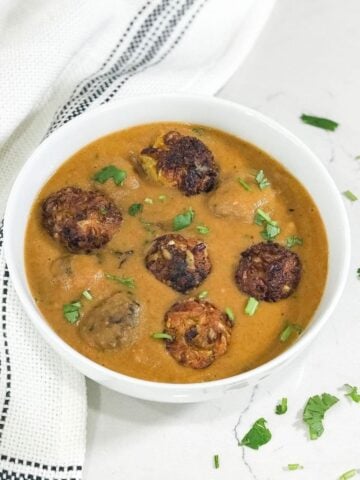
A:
25 123 328 383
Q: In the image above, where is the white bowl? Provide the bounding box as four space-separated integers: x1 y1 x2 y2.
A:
4 94 350 403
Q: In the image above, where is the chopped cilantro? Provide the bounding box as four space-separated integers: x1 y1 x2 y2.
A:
82 290 92 301
63 301 81 324
245 297 259 316
275 397 288 415
196 224 210 235
280 324 302 342
238 178 252 191
93 165 127 185
303 393 339 440
128 203 143 216
344 384 360 403
262 223 281 241
254 208 274 225
254 208 280 240
300 114 339 131
151 332 173 340
343 190 358 202
255 170 270 190
240 418 272 450
173 207 195 231
105 273 135 289
197 290 208 300
287 464 304 471
339 469 358 480
286 236 303 248
225 307 235 322
213 454 220 469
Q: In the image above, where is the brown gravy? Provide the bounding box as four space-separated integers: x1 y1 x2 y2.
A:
25 123 328 383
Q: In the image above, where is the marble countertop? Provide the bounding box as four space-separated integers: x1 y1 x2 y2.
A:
84 1 360 478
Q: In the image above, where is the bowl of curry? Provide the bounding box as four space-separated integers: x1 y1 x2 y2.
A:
4 95 350 402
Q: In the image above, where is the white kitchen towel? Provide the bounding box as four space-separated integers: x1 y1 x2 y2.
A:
0 0 275 478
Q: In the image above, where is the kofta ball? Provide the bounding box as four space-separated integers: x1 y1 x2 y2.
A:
42 186 122 253
139 131 219 196
79 292 140 350
164 298 233 369
235 242 302 302
145 233 211 293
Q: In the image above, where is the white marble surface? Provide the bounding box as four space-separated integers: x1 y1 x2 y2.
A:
84 1 360 478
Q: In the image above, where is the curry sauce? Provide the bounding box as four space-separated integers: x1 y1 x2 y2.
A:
25 123 328 383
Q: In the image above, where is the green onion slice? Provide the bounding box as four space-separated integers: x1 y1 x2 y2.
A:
245 297 259 316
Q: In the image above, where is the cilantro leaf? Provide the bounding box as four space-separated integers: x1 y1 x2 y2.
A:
173 208 195 231
286 236 303 248
300 114 339 131
303 393 339 440
240 418 272 450
93 165 127 185
105 273 136 289
254 208 281 240
344 384 360 403
128 203 143 216
255 170 270 190
275 397 288 415
196 224 210 235
63 301 81 324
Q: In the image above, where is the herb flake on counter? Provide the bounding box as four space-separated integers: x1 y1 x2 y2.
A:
280 324 302 342
245 297 259 316
196 224 210 235
255 170 270 190
343 190 358 202
105 274 136 289
213 454 220 469
238 178 252 191
198 290 208 300
240 418 272 450
300 114 339 131
303 393 339 440
93 165 127 185
63 301 81 324
128 203 143 216
286 236 303 248
287 464 304 471
173 207 195 231
151 332 173 341
225 307 235 322
339 469 358 480
275 397 288 415
344 384 360 403
82 289 92 301
357 268 360 279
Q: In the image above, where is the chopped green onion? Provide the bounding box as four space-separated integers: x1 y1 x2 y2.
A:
93 165 127 185
63 301 81 324
275 397 288 415
339 469 358 480
240 418 272 450
82 289 93 301
151 332 173 341
238 178 252 191
173 207 195 231
255 170 270 190
225 307 235 322
105 273 135 289
287 464 304 471
128 203 143 216
213 454 220 469
344 384 360 403
343 190 358 202
286 236 303 248
144 197 153 204
303 393 339 440
198 290 208 300
158 194 167 202
245 297 259 316
300 114 339 131
196 224 210 235
280 324 302 342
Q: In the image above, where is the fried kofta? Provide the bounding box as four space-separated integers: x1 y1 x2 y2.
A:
139 131 219 196
145 233 211 293
164 298 233 369
235 242 301 302
79 292 140 350
42 186 122 253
